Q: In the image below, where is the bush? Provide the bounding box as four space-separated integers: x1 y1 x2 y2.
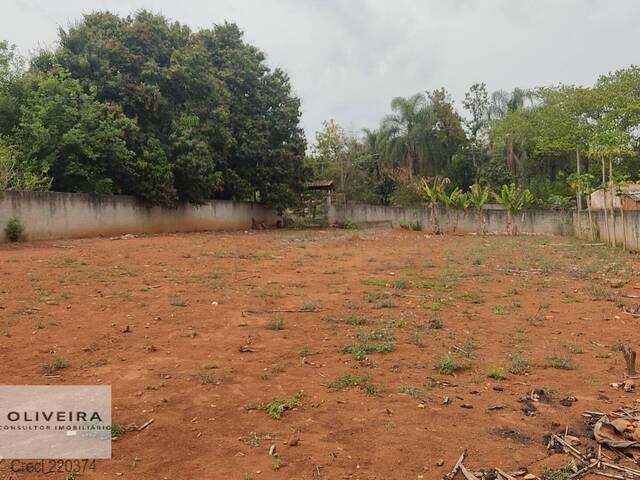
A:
400 221 422 231
4 217 24 242
337 219 354 229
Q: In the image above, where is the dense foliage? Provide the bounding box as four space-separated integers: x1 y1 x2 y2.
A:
0 11 306 209
307 68 640 207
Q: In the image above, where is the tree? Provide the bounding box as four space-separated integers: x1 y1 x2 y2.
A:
418 176 450 233
14 11 306 207
379 94 430 177
493 184 534 235
462 83 489 182
468 183 490 234
567 173 595 240
12 70 139 196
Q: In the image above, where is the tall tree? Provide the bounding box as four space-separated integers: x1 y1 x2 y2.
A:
378 93 430 177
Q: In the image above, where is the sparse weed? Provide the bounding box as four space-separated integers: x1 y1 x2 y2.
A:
507 351 529 375
434 353 460 375
547 355 573 370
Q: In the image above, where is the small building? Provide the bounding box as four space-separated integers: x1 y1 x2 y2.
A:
301 180 335 223
590 184 640 211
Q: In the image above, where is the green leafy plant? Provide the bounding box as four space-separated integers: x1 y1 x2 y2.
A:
337 219 354 229
345 330 395 360
111 422 137 439
486 368 507 380
493 184 535 235
248 392 304 419
4 217 24 242
418 176 450 234
434 353 461 375
468 183 490 234
547 355 573 370
507 350 529 374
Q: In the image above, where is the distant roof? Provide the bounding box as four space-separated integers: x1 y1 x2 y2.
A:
592 184 640 201
304 180 334 190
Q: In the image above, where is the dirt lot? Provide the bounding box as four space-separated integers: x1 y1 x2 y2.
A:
1 228 639 479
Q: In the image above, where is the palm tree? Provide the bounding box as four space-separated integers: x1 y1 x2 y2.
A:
488 88 537 177
378 94 430 177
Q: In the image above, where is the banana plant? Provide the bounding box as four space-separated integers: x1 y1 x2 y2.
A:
418 176 450 234
467 183 490 234
448 188 471 232
493 184 535 235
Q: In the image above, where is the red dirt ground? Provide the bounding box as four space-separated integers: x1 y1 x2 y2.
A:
1 228 639 479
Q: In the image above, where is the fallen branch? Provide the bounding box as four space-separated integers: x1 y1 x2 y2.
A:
137 418 154 431
444 451 465 480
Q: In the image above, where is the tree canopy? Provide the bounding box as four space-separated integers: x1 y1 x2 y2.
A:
0 11 306 209
307 66 640 208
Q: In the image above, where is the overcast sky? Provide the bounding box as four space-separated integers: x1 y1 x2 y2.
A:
2 0 639 141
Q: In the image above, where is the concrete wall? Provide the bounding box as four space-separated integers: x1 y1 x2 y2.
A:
0 191 280 242
574 209 640 250
330 203 574 236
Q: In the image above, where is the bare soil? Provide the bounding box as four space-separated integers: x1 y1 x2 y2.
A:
0 229 639 479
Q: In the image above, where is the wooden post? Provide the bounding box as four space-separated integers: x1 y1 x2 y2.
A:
623 345 636 376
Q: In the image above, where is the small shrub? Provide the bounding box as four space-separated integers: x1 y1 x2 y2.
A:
301 301 321 312
492 305 507 315
400 221 422 231
542 464 573 480
4 217 24 242
486 368 507 381
345 330 395 360
248 392 303 420
326 374 371 389
111 422 137 439
361 383 383 396
245 431 261 448
392 279 410 289
52 357 68 370
434 353 460 375
266 319 285 330
562 343 583 354
326 373 382 395
547 355 573 370
169 295 187 307
398 385 422 397
337 219 354 229
345 315 367 326
199 374 220 385
375 300 396 309
507 351 529 375
429 318 443 329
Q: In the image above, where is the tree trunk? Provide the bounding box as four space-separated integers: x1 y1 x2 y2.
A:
620 202 627 249
609 158 617 247
431 203 440 234
587 201 594 241
576 148 582 236
602 159 612 245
